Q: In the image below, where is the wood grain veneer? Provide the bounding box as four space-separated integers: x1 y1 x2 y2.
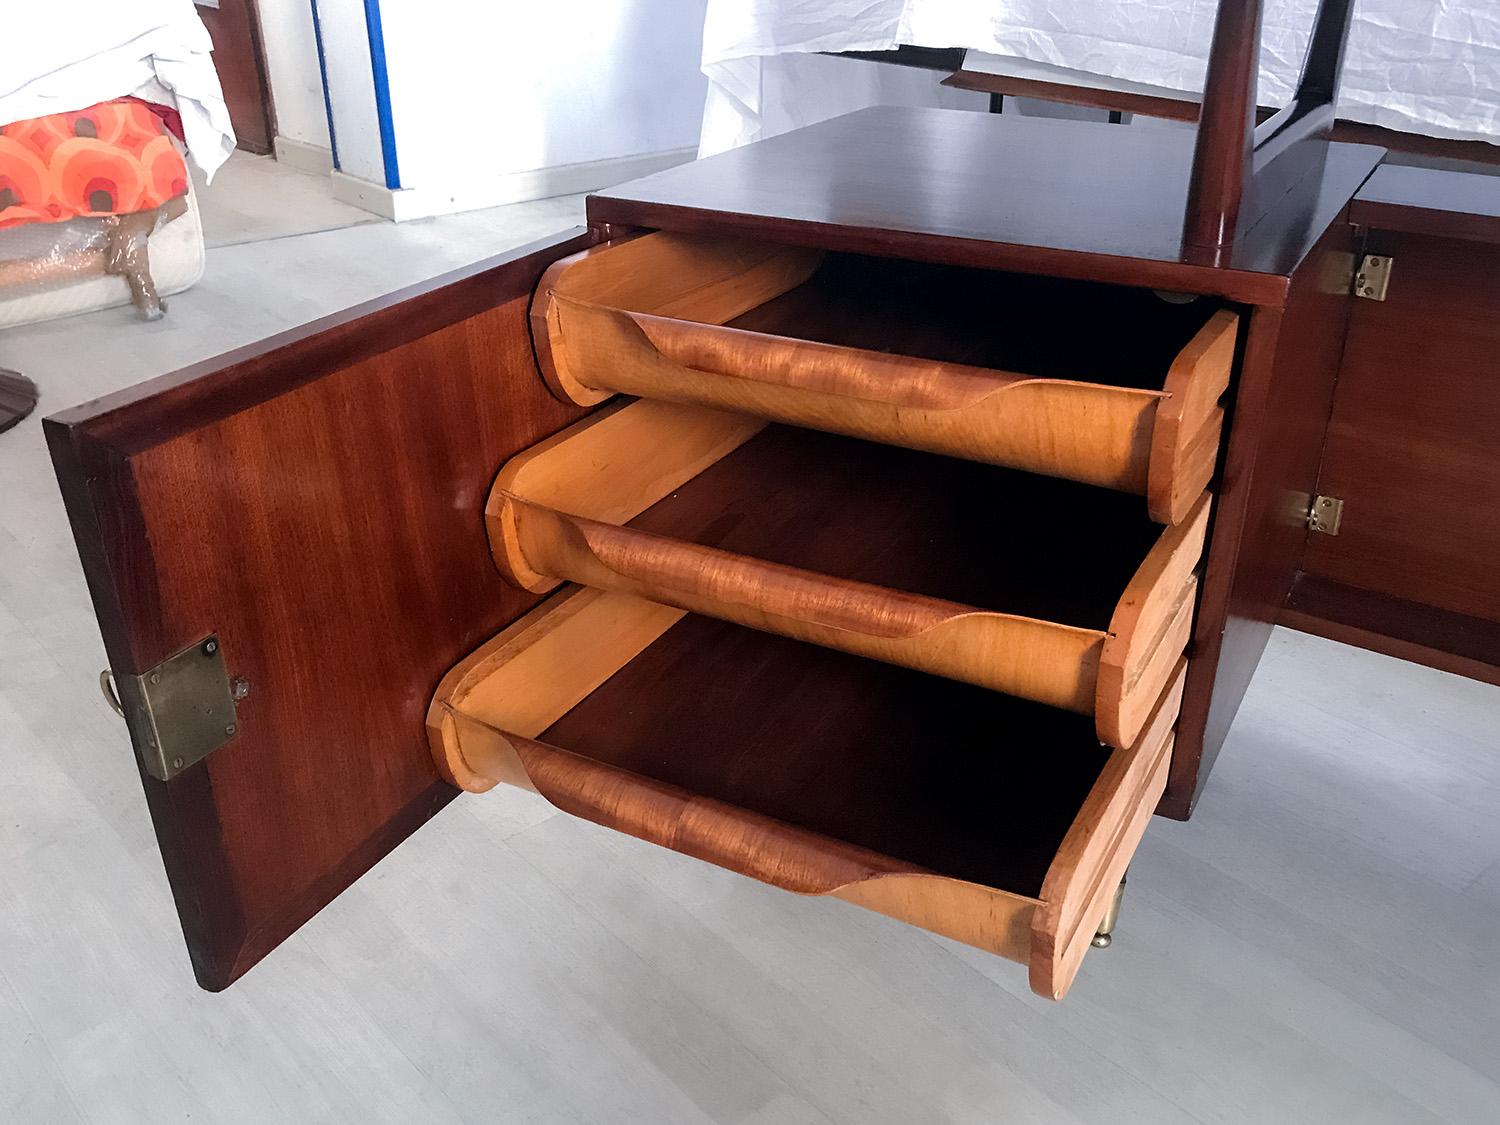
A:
426 587 687 792
1302 228 1500 630
537 233 1237 518
1282 574 1500 689
45 229 598 990
507 499 1112 722
532 230 823 402
1032 669 1181 998
588 107 1384 305
489 399 766 591
581 107 1379 816
1148 310 1237 523
430 589 1186 1000
487 401 1210 747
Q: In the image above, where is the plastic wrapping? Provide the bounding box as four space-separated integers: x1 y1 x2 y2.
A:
0 202 184 319
0 182 203 329
0 217 115 291
699 0 1500 154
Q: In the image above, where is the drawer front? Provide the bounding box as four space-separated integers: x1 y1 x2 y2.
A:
435 230 1217 1000
488 398 1210 749
431 586 1188 1000
535 232 1237 524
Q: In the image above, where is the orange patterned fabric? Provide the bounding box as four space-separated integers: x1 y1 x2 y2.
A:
0 99 189 230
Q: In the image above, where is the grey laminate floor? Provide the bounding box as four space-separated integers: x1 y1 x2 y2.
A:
191 152 377 248
2 161 1498 1124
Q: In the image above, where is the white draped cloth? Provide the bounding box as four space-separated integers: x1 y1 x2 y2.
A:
0 0 235 179
700 0 1500 155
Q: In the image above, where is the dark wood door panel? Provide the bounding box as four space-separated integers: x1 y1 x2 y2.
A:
196 0 274 154
1304 229 1500 623
46 229 595 989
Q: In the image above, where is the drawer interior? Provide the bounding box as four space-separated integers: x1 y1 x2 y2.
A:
429 589 1184 1000
541 614 1107 896
727 252 1220 392
627 423 1159 631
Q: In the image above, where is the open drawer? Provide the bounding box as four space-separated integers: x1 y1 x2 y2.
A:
533 232 1239 524
429 588 1185 1001
489 399 1211 749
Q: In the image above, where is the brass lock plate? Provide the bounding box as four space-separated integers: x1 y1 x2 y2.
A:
107 636 240 781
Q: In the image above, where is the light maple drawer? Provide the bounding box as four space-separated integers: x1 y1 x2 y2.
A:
534 232 1238 525
489 399 1210 749
430 593 1185 1002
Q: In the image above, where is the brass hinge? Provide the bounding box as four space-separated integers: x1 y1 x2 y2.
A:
1354 254 1392 301
100 635 245 781
1307 494 1345 535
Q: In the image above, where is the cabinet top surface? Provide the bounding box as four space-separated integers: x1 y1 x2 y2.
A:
1355 163 1500 218
1351 163 1500 244
590 107 1384 304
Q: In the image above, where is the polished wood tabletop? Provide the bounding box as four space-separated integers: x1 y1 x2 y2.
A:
591 106 1383 305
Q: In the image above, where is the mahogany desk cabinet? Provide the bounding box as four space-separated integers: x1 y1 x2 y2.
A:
44 106 1497 999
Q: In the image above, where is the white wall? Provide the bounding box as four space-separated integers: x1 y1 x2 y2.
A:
373 0 710 217
256 0 333 158
274 0 710 219
306 0 387 185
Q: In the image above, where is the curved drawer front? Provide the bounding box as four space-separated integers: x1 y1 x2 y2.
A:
429 587 1186 1001
487 399 1210 748
534 232 1237 525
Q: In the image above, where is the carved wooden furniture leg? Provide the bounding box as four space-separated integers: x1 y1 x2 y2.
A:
104 209 165 321
1091 873 1127 948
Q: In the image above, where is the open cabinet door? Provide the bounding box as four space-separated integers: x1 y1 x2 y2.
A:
45 229 595 990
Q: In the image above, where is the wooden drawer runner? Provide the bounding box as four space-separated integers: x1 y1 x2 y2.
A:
534 232 1238 524
429 589 1184 1001
489 399 1210 748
